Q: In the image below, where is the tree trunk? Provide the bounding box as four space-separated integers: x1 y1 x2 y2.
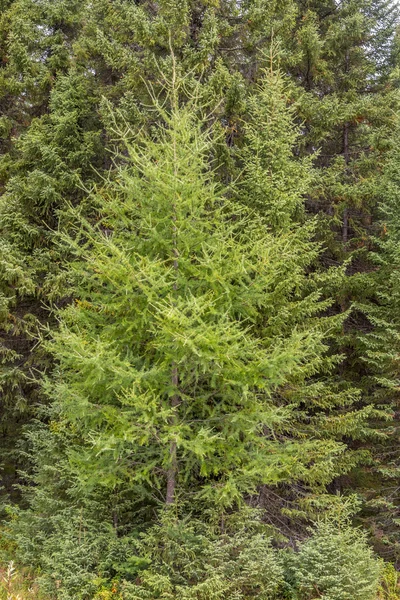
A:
166 45 181 506
166 365 179 505
342 49 350 246
342 121 350 245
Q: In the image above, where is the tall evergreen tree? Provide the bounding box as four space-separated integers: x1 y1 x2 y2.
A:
44 71 349 507
287 0 400 556
351 123 400 561
236 0 400 538
0 0 88 502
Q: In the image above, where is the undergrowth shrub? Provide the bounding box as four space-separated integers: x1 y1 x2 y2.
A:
290 519 383 600
1 507 395 600
121 509 285 600
7 507 137 600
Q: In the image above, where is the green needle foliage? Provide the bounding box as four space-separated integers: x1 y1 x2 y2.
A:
291 518 382 600
40 67 352 512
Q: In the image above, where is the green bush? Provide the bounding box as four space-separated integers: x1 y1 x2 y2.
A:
8 505 137 600
121 510 285 600
4 506 395 600
291 519 383 600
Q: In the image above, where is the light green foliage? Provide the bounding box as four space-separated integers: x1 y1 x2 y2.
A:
291 518 383 600
377 563 400 600
0 0 246 505
43 68 355 509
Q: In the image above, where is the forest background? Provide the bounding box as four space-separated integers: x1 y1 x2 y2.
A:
2 0 400 599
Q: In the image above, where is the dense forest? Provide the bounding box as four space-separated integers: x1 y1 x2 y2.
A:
1 0 400 598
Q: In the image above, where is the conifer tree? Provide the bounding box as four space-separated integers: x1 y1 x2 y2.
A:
238 0 400 521
350 124 400 560
0 0 88 502
283 0 400 554
24 61 372 535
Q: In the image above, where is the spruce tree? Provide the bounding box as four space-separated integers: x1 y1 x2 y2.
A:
351 124 400 561
0 0 87 503
237 0 400 532
287 0 400 555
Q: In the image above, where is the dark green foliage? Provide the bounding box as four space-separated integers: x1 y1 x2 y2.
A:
9 505 384 600
348 124 400 561
256 0 400 558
